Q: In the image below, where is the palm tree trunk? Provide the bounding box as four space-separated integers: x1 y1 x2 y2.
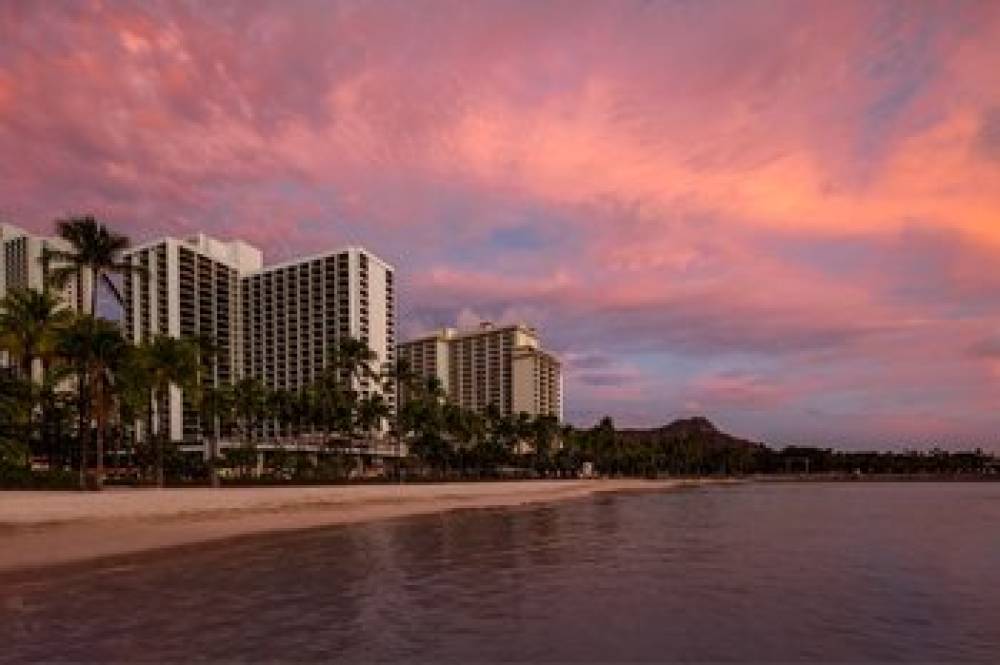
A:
40 358 53 470
153 387 165 488
21 355 34 464
95 379 108 490
157 430 165 488
43 390 54 470
95 414 105 490
146 393 155 483
78 372 87 491
395 375 402 482
113 419 123 483
209 434 220 488
129 423 137 478
357 430 366 479
91 267 98 317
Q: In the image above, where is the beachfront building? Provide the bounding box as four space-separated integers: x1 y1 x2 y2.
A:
122 233 396 444
512 343 563 419
122 234 262 442
397 322 563 420
1 223 92 378
241 247 395 438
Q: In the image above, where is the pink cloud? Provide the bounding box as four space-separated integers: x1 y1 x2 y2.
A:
689 372 793 410
2 1 999 447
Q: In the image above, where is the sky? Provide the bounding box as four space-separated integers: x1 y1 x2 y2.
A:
1 0 999 450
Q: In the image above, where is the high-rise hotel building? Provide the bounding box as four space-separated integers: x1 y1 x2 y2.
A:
122 233 395 443
241 247 395 436
1 223 92 378
1 223 92 310
398 323 562 420
122 234 261 442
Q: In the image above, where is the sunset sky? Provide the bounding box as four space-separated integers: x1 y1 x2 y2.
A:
2 1 999 449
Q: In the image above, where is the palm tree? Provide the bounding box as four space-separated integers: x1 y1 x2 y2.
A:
332 337 378 387
315 368 351 448
289 388 311 441
403 376 450 474
267 388 293 441
141 335 200 487
201 384 234 488
56 317 92 489
193 332 226 486
46 215 140 316
0 373 32 468
0 288 73 466
443 402 479 476
298 384 320 441
234 377 267 446
556 424 576 477
489 409 519 457
530 414 560 476
0 288 73 381
316 337 375 451
89 325 128 489
58 316 128 489
382 357 414 468
355 392 390 475
473 402 508 476
115 347 152 476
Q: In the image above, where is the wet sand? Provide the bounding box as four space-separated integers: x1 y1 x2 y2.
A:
0 479 720 574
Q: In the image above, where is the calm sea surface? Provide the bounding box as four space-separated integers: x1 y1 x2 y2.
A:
2 482 999 662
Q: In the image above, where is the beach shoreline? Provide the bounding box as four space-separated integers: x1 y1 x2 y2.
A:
0 479 728 575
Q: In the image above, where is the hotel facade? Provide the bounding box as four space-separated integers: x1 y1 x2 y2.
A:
1 223 92 378
122 233 395 443
240 246 395 437
397 323 563 420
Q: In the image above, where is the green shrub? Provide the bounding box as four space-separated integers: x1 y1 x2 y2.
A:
0 437 30 469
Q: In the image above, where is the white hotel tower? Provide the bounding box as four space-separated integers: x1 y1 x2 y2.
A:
1 223 92 378
1 223 92 311
398 322 562 421
122 233 395 444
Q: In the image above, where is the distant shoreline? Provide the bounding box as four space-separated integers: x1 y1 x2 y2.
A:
0 479 730 576
752 473 999 482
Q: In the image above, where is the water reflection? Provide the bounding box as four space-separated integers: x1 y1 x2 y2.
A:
2 483 999 662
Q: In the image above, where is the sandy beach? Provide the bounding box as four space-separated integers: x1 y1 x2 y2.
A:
0 479 718 574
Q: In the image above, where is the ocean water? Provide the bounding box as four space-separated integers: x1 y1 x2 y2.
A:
2 482 998 662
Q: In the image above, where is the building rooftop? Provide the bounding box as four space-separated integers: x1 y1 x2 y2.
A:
402 321 540 345
124 233 392 276
247 245 395 276
124 234 263 273
0 223 27 239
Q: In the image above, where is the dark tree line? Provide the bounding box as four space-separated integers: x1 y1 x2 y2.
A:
564 416 996 478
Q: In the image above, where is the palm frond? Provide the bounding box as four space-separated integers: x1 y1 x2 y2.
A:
101 273 125 308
